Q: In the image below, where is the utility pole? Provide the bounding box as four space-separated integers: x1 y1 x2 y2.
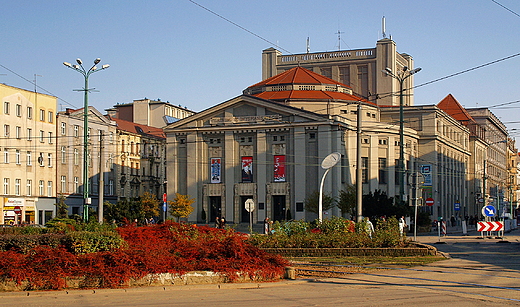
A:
98 131 104 224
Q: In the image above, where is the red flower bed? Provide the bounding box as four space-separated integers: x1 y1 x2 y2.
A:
0 221 288 290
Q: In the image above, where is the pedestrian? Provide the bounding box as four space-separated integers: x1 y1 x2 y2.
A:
399 216 407 237
365 217 375 238
215 216 220 228
264 217 271 234
451 215 456 227
219 217 226 229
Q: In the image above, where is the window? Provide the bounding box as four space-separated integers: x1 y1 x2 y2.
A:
15 126 21 139
15 150 20 165
27 106 32 119
3 149 8 164
26 180 32 196
39 180 44 196
3 178 9 195
27 151 32 166
15 104 21 117
4 101 9 114
39 153 44 167
40 109 45 121
15 179 20 196
362 157 369 183
61 146 66 164
27 128 32 141
61 122 66 135
48 132 53 144
4 124 9 137
47 181 53 197
48 111 53 123
48 153 52 167
39 130 44 142
379 158 387 184
74 125 79 137
61 176 66 193
109 179 114 195
309 133 316 139
74 148 78 165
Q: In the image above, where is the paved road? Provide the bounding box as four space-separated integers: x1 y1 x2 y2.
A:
2 229 520 306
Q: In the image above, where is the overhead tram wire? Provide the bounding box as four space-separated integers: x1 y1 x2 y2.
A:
491 0 520 19
188 0 293 55
0 63 79 109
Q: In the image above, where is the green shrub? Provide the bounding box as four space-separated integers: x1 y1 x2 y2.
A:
0 234 65 253
63 231 125 254
248 216 408 248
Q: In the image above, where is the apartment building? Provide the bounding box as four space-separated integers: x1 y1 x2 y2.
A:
0 83 57 224
56 107 117 217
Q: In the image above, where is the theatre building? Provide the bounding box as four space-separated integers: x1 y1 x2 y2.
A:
164 67 416 224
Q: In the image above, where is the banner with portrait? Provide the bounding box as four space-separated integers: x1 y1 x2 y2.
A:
274 155 286 182
241 156 253 182
210 158 221 183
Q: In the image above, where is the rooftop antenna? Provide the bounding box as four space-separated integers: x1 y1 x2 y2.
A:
306 37 310 53
335 30 344 50
382 16 387 38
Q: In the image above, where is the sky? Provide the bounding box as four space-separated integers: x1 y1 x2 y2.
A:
2 0 520 137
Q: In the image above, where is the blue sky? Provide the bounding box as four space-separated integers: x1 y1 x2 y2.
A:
2 0 520 135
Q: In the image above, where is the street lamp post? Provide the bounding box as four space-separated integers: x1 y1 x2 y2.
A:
63 58 109 222
383 66 421 206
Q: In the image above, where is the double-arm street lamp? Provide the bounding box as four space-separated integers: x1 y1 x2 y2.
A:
63 58 109 222
383 66 421 206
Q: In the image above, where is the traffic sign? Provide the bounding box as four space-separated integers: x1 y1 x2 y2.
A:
482 205 496 217
425 198 434 206
245 199 255 213
477 221 503 232
477 198 484 204
13 206 21 215
454 202 461 211
163 193 167 203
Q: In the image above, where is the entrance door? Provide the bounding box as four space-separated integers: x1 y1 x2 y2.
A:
272 195 286 221
209 196 221 221
241 196 252 223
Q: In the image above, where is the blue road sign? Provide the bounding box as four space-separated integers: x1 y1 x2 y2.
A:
454 202 461 211
483 205 496 217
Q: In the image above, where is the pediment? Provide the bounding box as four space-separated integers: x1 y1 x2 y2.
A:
164 95 327 132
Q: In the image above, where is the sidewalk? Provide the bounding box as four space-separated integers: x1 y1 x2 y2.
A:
413 224 520 244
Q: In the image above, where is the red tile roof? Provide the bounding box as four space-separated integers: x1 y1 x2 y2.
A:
254 90 367 102
108 116 165 139
247 66 372 105
248 66 350 88
437 94 475 123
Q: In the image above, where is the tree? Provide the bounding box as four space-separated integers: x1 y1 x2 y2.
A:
304 190 335 215
55 194 69 218
139 192 160 219
362 189 409 218
337 184 356 217
168 193 195 222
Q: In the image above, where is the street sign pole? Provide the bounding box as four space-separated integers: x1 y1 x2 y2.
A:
245 199 255 234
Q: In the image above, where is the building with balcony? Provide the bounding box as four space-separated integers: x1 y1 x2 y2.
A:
110 117 166 203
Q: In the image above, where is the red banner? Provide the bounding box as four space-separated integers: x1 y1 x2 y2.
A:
274 155 285 182
242 156 253 182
